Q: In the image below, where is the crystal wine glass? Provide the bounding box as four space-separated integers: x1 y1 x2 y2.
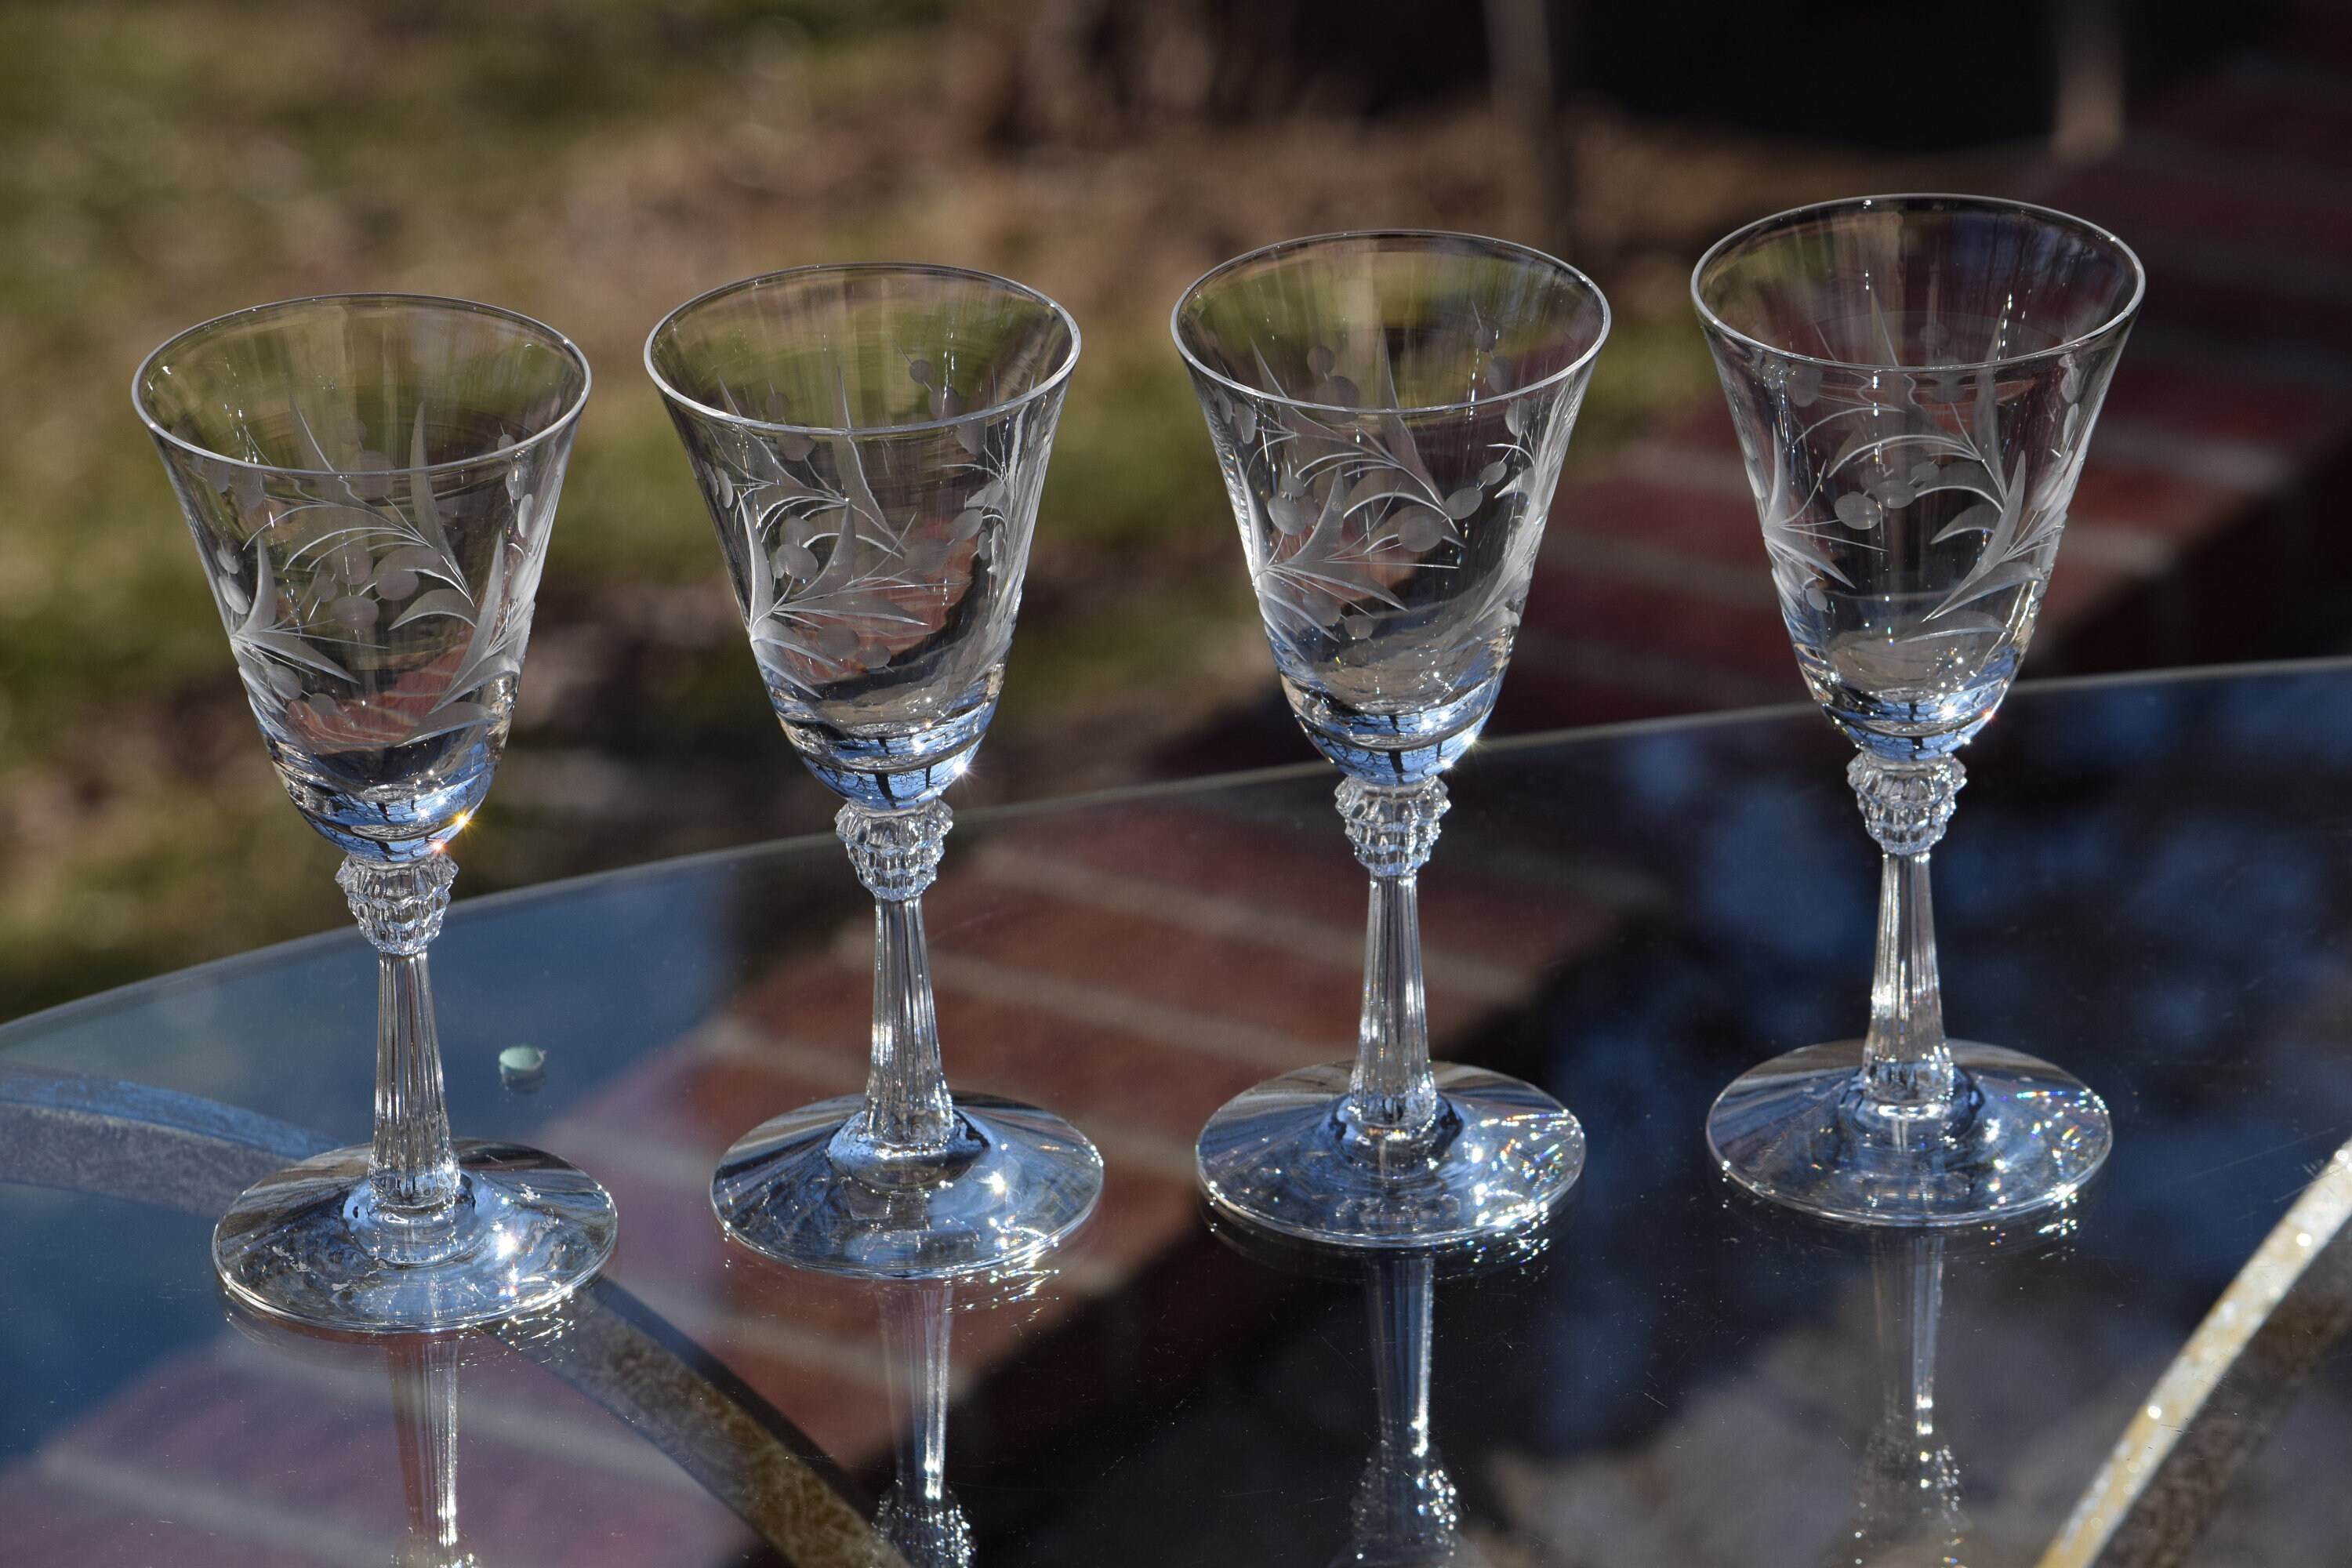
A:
1694 194 2143 1225
136 294 617 1330
1174 230 1607 1247
650 263 1102 1278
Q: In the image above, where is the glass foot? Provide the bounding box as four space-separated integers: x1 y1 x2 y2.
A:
711 1093 1103 1279
213 1139 619 1332
1706 1040 2112 1226
1195 1062 1584 1248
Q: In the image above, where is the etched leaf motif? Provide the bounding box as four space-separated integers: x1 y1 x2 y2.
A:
407 404 465 585
1933 559 2040 615
721 369 1025 701
401 701 495 744
1931 503 2001 543
391 588 475 628
1758 439 1855 590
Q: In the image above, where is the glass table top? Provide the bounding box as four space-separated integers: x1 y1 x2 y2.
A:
7 658 2352 1566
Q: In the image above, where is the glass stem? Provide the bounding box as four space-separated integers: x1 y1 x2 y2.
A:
868 896 954 1148
1337 779 1450 1149
1347 1252 1458 1563
339 855 464 1229
877 1279 971 1568
832 801 961 1184
390 1334 473 1568
1848 756 1966 1113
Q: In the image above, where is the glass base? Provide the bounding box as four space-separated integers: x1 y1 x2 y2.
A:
1195 1062 1584 1249
1706 1039 2112 1227
711 1093 1104 1279
212 1139 619 1332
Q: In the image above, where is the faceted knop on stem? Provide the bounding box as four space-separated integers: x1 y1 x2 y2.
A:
1338 779 1449 878
838 800 953 902
1848 756 1965 856
339 855 459 955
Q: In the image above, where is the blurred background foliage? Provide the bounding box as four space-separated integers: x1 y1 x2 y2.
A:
0 0 2279 1017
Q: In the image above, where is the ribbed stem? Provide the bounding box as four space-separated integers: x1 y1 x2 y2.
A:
1341 1253 1459 1566
339 855 464 1240
877 1280 971 1568
390 1336 475 1568
1355 873 1437 1128
375 953 462 1213
1848 756 1965 1115
1337 779 1449 1152
862 896 956 1154
831 801 965 1186
1864 851 1955 1109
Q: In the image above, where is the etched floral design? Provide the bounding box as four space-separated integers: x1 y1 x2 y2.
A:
1207 332 1552 648
695 365 1033 704
194 402 550 759
1749 342 2090 645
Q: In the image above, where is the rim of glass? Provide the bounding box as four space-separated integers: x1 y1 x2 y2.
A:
132 292 593 480
1170 228 1612 419
1690 192 2147 375
644 261 1083 437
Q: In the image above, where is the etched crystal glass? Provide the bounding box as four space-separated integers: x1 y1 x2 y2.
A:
136 294 617 1330
1695 194 2143 1224
650 263 1102 1278
1174 231 1606 1246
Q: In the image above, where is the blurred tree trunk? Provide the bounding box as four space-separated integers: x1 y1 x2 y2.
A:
1483 0 1577 260
949 0 1498 145
2053 0 2126 163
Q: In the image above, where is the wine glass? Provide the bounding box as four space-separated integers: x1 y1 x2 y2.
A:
649 263 1102 1279
1174 230 1608 1247
136 294 617 1330
1694 194 2143 1225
